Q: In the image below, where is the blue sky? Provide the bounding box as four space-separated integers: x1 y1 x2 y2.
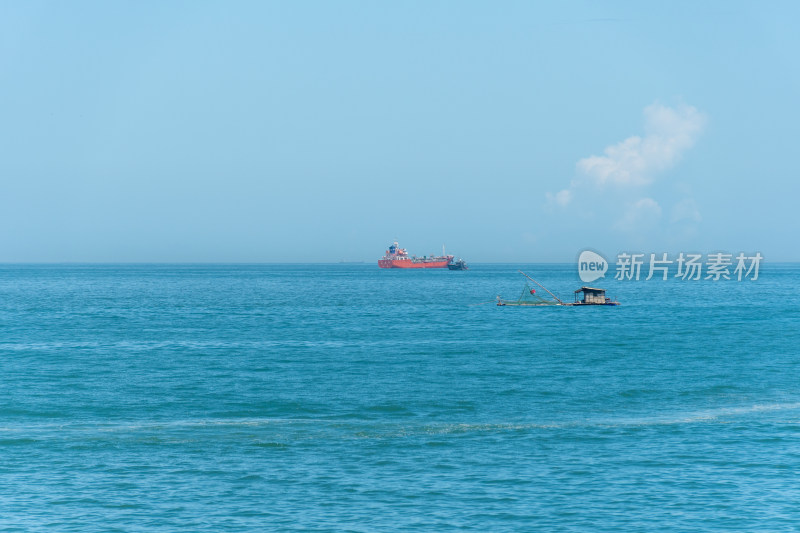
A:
1 1 798 262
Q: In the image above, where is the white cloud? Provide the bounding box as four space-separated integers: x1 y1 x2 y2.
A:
545 102 706 237
576 103 706 187
614 197 662 231
670 197 702 224
545 188 572 207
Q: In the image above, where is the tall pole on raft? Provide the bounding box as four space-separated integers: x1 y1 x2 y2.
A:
518 270 564 305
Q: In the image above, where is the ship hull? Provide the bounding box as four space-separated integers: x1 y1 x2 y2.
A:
378 259 451 269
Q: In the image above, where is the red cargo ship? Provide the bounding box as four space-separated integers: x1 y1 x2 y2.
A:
378 241 454 269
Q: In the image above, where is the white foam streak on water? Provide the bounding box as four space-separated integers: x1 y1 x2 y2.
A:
3 401 800 439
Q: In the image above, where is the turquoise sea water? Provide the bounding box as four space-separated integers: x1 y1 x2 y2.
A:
1 263 799 531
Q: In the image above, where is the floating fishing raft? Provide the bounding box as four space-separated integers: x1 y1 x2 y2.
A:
496 271 620 307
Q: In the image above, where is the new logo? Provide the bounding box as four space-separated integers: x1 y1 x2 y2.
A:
578 250 608 283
